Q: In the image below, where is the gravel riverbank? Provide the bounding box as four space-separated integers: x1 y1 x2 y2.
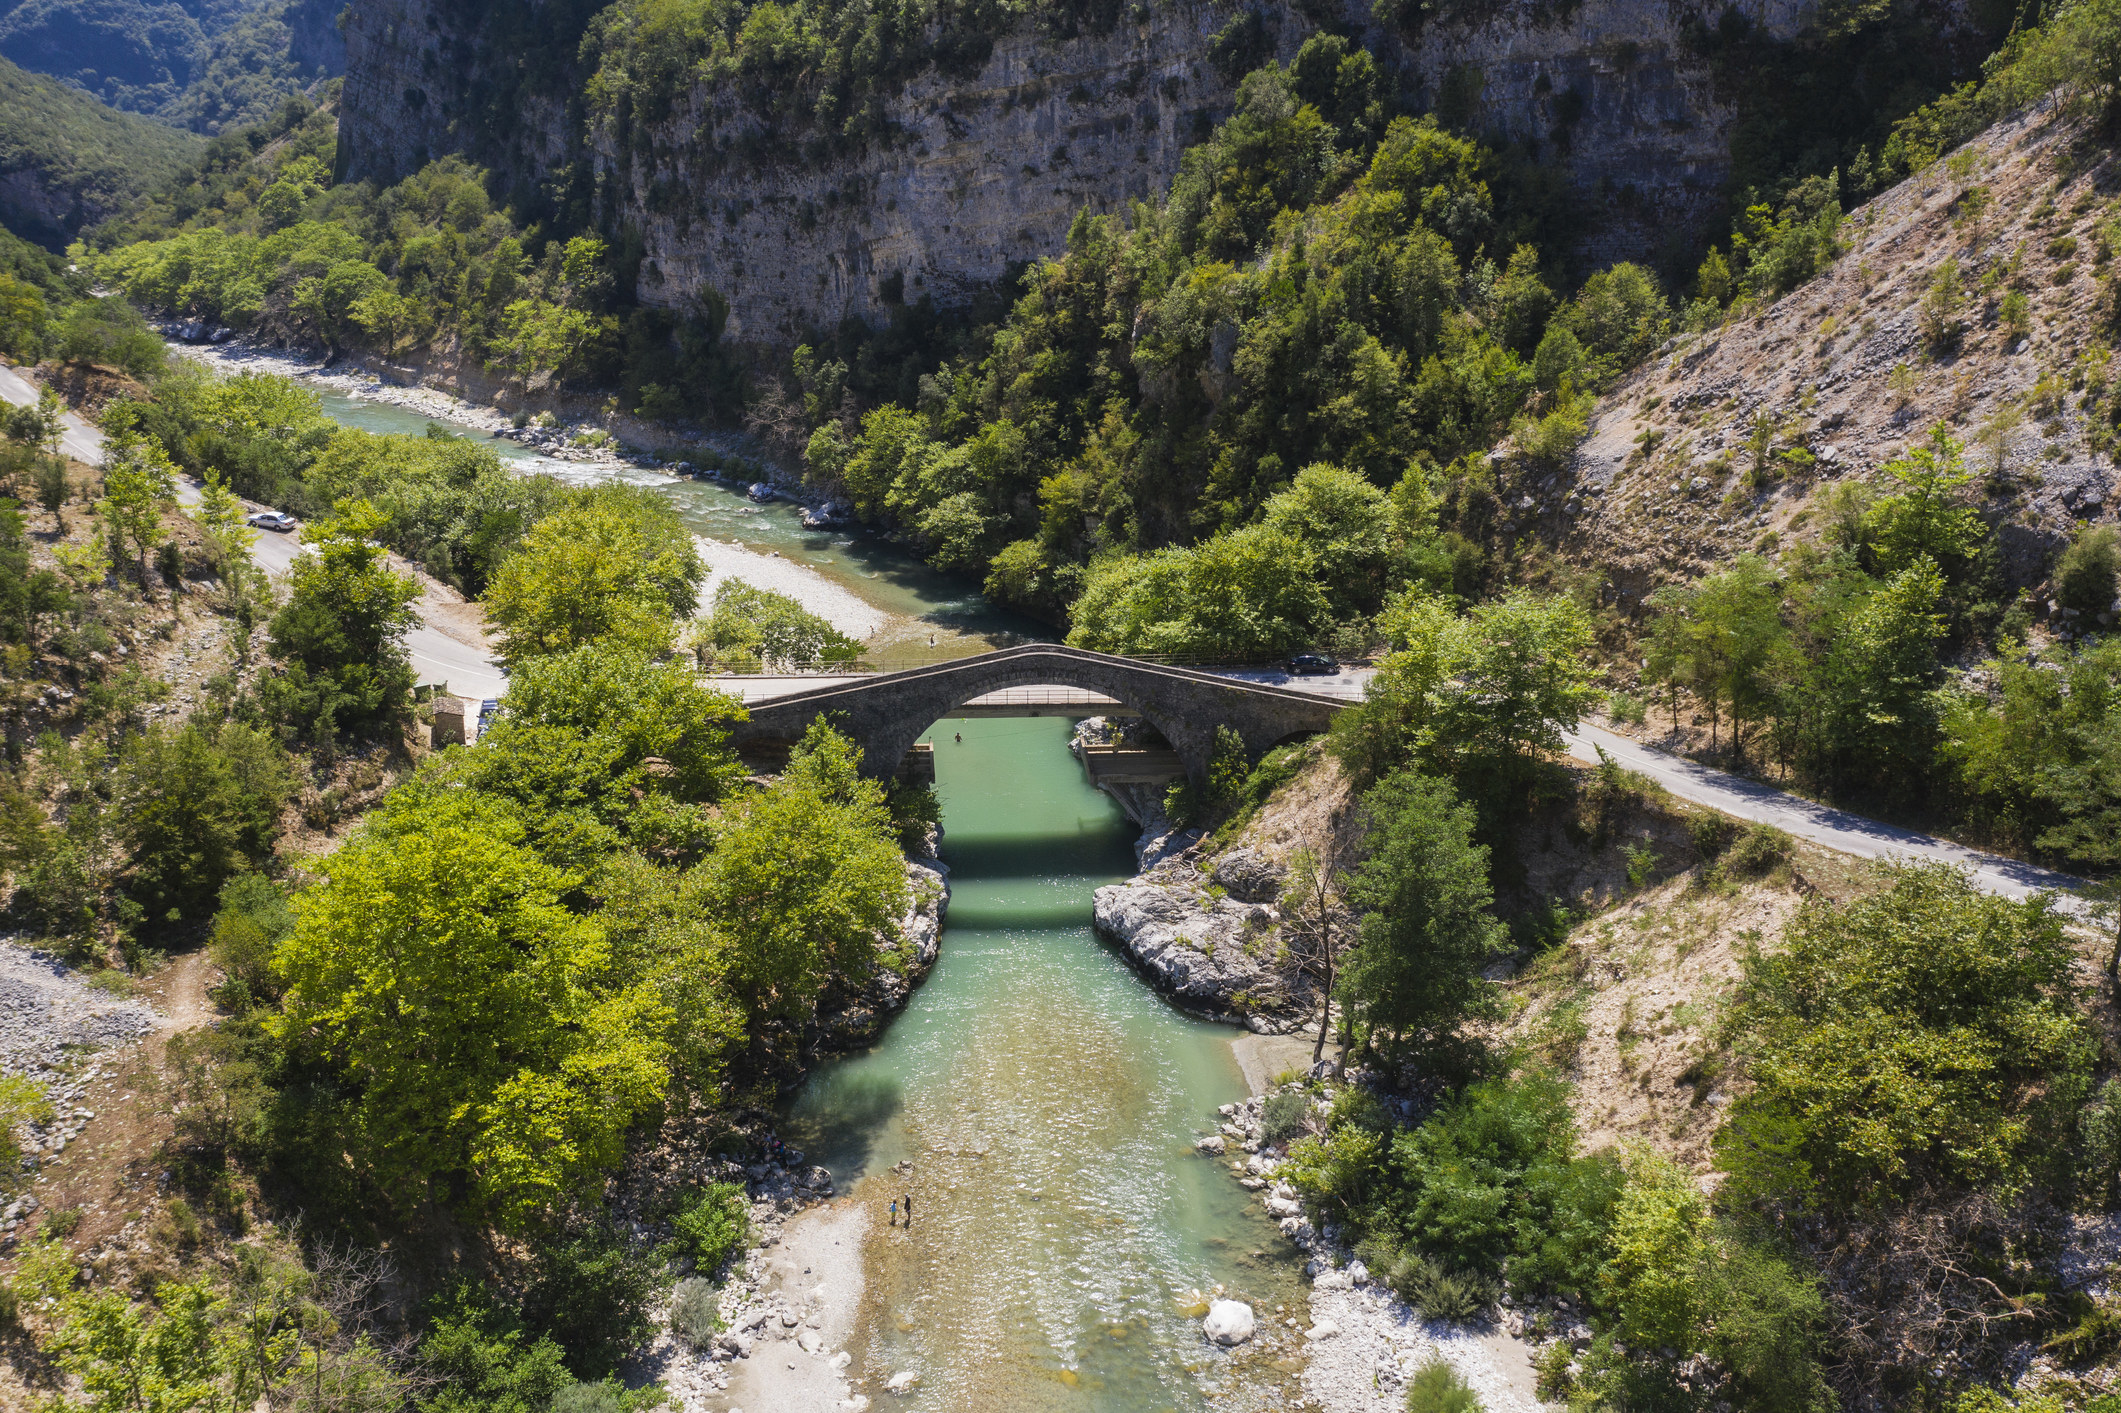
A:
1204 1089 1555 1413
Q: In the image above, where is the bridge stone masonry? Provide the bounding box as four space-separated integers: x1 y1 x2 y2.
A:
725 644 1349 784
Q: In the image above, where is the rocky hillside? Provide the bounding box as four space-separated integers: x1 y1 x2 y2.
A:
332 0 1940 343
1556 103 2119 606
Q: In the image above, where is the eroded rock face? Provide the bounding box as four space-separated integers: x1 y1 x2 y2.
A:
337 0 1854 346
1091 877 1280 1009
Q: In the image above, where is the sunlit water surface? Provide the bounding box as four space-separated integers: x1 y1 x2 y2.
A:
779 719 1308 1413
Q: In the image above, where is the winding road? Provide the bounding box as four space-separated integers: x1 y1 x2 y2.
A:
0 363 508 698
0 362 2093 910
1561 721 2088 908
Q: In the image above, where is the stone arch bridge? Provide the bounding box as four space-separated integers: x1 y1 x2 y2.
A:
727 644 1349 784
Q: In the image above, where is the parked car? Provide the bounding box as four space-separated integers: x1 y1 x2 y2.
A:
1287 652 1338 676
246 510 297 531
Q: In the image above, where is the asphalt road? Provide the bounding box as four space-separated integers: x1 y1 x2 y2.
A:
0 363 105 466
0 361 2099 906
0 365 508 699
1562 720 2086 907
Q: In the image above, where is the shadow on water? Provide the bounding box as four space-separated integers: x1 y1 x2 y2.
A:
782 1067 906 1178
933 832 1137 882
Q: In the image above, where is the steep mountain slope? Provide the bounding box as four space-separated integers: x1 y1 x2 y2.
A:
0 55 203 242
1558 103 2117 606
0 0 343 133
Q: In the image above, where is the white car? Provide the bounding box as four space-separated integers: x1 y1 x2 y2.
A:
246 510 297 531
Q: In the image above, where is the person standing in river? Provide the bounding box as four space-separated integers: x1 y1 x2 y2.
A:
888 1198 898 1226
902 1192 913 1227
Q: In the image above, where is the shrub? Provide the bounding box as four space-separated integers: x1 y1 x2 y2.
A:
551 1384 641 1413
1720 823 1793 878
672 1182 751 1276
520 1230 661 1380
2056 524 2120 616
1717 863 2094 1208
669 1276 722 1349
1389 1252 1500 1322
1261 1090 1311 1146
1606 692 1648 726
1688 812 1738 860
1404 1359 1484 1412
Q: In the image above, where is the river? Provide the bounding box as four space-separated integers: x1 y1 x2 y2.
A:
779 718 1309 1412
314 380 1313 1409
308 387 1047 664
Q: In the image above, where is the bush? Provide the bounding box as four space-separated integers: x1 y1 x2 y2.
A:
1720 823 1793 878
1404 1360 1484 1412
1389 1252 1500 1322
669 1276 721 1349
671 1182 750 1276
2056 525 2121 616
520 1230 661 1380
1688 813 1738 860
208 873 295 1005
1261 1089 1311 1146
1718 863 2094 1208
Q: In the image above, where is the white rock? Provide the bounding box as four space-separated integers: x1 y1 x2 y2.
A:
797 1330 824 1355
830 1350 852 1370
885 1370 921 1394
1266 1196 1302 1218
1304 1320 1341 1340
1346 1260 1370 1286
1203 1299 1255 1345
1313 1269 1350 1290
1196 1135 1226 1154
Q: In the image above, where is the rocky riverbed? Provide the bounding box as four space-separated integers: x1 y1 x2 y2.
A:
1199 1088 1554 1413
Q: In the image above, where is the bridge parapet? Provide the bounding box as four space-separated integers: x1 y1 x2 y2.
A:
727 644 1347 783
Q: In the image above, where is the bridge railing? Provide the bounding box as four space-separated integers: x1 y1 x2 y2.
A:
698 643 1378 677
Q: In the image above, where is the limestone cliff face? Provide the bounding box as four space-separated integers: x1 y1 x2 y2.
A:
335 0 1932 344
608 1 1309 343
1393 0 1816 268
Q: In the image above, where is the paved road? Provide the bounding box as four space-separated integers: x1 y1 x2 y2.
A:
0 365 508 699
1562 721 2086 907
0 363 105 466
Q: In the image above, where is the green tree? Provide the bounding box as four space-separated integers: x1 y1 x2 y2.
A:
272 791 673 1226
701 722 908 1041
1340 770 1507 1063
98 434 176 583
1716 863 2094 1207
696 578 863 668
193 467 258 608
1066 524 1331 660
1865 423 1983 576
118 720 293 930
261 500 420 742
1334 590 1599 816
1643 556 1792 755
460 643 745 869
1797 557 1948 802
485 495 705 665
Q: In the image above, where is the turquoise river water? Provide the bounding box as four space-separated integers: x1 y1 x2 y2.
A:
780 719 1309 1413
298 386 1311 1410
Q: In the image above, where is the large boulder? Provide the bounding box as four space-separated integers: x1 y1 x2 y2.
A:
1203 1300 1256 1346
1092 882 1279 1008
1212 847 1285 903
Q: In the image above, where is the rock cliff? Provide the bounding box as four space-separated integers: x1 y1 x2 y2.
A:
337 0 1928 344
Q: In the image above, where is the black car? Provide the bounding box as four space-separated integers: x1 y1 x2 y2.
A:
1287 652 1338 676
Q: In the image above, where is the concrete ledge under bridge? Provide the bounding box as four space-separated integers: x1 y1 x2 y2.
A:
715 644 1352 785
